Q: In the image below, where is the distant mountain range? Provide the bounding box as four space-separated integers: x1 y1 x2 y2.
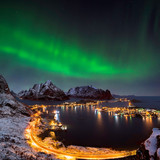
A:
67 85 113 100
18 80 68 101
17 81 113 101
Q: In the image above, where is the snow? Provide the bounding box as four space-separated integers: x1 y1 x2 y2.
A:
144 128 160 158
67 85 112 100
18 80 66 100
68 88 76 95
0 75 58 159
0 113 55 159
0 116 29 141
88 85 97 89
0 92 56 159
45 80 52 86
34 84 41 93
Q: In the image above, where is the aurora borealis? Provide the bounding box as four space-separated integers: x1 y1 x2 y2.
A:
0 0 160 95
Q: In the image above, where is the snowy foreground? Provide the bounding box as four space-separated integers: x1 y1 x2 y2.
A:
0 75 59 160
0 93 58 159
0 75 160 159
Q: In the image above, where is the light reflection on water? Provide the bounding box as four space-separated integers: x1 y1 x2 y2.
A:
97 111 102 127
142 117 153 130
54 113 60 122
114 115 119 124
44 105 160 150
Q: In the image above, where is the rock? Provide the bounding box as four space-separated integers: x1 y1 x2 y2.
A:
67 85 113 100
0 75 31 117
136 143 150 160
0 76 37 159
136 128 160 160
0 75 57 159
10 90 18 98
0 75 10 94
18 80 68 101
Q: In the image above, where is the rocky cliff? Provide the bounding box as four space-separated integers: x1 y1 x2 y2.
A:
0 75 55 159
0 74 10 94
0 75 31 117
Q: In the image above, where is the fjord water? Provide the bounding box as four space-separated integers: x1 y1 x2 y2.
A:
23 96 160 150
51 105 160 150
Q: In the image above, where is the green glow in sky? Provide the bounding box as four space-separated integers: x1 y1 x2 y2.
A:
0 0 159 82
0 25 155 80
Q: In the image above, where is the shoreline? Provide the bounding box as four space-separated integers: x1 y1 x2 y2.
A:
25 105 137 160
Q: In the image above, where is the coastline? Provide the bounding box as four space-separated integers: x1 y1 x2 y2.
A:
25 119 136 159
0 93 160 159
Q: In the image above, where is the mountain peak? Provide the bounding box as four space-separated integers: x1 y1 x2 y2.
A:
67 85 113 100
44 80 53 86
18 80 68 101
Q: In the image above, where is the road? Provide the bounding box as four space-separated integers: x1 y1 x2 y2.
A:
28 125 137 160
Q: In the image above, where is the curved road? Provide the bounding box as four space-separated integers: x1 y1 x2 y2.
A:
29 126 137 159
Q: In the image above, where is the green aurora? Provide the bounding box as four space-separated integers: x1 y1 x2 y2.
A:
0 25 155 80
0 0 160 95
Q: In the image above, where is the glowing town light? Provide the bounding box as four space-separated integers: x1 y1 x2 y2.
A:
62 125 67 130
53 110 60 114
24 103 158 159
115 115 119 124
65 156 75 160
42 106 46 112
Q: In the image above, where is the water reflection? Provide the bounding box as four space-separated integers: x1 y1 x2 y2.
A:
142 117 153 128
54 111 60 122
114 115 119 124
97 111 102 122
61 106 65 111
34 103 160 150
95 110 102 126
125 116 128 123
86 106 90 112
129 116 132 122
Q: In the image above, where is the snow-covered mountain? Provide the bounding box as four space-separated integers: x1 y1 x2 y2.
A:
67 85 113 100
18 80 68 101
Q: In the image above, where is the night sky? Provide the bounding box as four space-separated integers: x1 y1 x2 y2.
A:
0 0 160 96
